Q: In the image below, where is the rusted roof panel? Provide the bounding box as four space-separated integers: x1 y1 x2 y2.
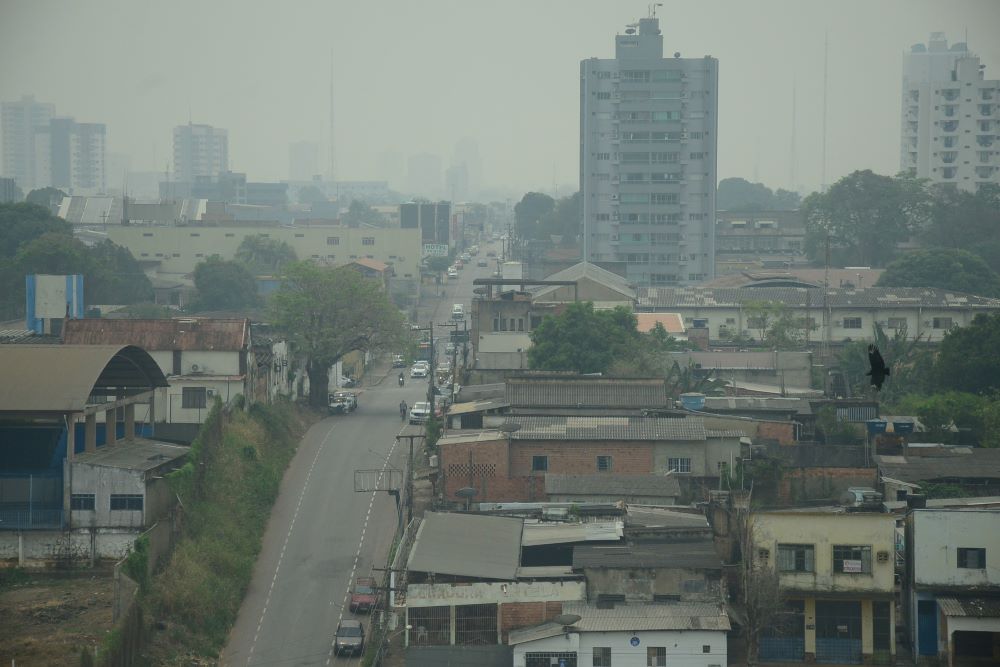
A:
63 318 249 351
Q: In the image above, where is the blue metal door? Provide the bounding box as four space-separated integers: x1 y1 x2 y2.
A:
815 600 862 663
760 600 806 662
917 600 937 656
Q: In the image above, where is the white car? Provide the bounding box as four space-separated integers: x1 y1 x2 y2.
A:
447 267 458 279
409 401 432 424
410 365 428 378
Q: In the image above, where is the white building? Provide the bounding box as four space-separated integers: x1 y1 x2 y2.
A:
580 15 718 286
33 117 106 195
901 33 1000 192
1 95 55 191
173 123 229 183
510 602 729 667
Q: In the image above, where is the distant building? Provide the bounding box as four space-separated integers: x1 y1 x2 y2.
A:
901 33 1000 191
34 117 106 194
400 201 451 247
1 94 55 191
288 140 320 182
407 152 442 198
580 15 719 286
714 209 807 275
0 176 20 202
173 123 229 183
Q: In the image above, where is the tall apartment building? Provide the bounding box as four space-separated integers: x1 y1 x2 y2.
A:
1 95 55 191
901 33 1000 192
173 123 229 183
580 16 718 286
34 117 107 194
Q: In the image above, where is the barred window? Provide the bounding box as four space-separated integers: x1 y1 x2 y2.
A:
777 544 815 572
833 544 872 574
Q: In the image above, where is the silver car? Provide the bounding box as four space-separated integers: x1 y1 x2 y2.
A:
334 619 365 656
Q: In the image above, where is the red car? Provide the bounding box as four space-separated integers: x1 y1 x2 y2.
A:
349 577 377 613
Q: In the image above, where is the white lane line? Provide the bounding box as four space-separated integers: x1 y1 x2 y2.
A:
327 434 400 664
244 426 330 665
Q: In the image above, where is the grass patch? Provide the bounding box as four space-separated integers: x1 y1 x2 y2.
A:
141 399 313 661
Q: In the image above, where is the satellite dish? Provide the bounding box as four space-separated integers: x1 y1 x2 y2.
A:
554 614 581 626
455 487 478 499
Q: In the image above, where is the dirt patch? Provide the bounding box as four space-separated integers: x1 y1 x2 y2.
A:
0 570 115 666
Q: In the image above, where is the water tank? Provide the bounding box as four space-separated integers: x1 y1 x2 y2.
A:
679 392 706 411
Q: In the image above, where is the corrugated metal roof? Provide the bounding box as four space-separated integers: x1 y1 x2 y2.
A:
436 430 505 446
573 539 722 570
73 438 189 472
670 350 779 370
637 286 1000 310
937 597 1000 618
0 345 168 413
563 601 730 632
876 450 1000 483
506 416 707 441
533 262 635 301
63 317 249 351
507 622 565 645
446 399 509 416
406 512 522 580
506 376 668 409
545 474 681 498
515 565 579 579
521 520 623 546
703 396 813 415
625 506 712 529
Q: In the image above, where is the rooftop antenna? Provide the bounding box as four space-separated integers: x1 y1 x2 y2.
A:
821 31 829 191
649 2 663 18
790 80 797 191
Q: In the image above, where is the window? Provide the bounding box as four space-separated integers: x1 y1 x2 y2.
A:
597 455 612 472
596 152 611 160
71 494 95 510
531 456 548 472
703 645 712 653
887 318 907 329
958 547 986 569
621 70 650 83
933 317 953 329
652 193 678 205
843 317 863 329
690 152 704 159
777 544 815 572
667 457 691 473
182 387 207 409
647 647 666 666
362 237 375 246
326 236 339 245
833 544 872 574
110 494 143 511
189 232 200 237
596 91 611 100
593 647 612 667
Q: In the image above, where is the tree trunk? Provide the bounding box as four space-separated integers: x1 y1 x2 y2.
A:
307 358 330 409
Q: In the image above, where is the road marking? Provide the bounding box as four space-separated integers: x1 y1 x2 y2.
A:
245 427 329 665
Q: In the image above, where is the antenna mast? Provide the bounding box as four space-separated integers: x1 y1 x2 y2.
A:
329 50 336 184
821 32 829 191
790 80 797 191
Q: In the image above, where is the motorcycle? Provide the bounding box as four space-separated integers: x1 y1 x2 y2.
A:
398 374 405 387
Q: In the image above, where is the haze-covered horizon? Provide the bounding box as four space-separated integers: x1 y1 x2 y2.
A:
2 0 998 197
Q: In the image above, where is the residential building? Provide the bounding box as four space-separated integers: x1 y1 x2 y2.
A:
714 209 807 275
545 473 680 505
901 33 1000 192
903 508 1000 663
173 123 228 183
580 15 718 286
400 201 451 248
752 509 897 664
533 262 636 308
0 176 19 202
1 95 55 191
34 117 106 194
637 286 1000 343
876 449 1000 500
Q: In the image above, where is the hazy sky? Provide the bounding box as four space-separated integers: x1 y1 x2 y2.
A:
2 0 998 195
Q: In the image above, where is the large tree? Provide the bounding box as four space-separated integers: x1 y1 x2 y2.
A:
876 248 1000 297
236 234 297 275
342 200 384 227
717 177 800 211
0 202 71 258
190 256 260 312
528 302 639 374
297 185 327 206
24 187 67 209
802 170 930 267
514 192 555 240
271 262 405 407
933 313 1000 395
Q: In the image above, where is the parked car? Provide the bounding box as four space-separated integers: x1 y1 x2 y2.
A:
459 253 471 262
477 259 489 267
409 401 432 424
447 267 458 279
328 391 357 414
338 375 357 388
334 619 365 656
349 577 377 613
410 365 428 378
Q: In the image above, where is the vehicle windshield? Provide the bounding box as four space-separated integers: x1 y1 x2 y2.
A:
339 626 363 637
355 586 374 595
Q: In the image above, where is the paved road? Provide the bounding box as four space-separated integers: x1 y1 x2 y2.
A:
222 241 497 666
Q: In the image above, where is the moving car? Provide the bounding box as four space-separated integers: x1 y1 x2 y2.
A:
392 354 406 368
447 267 458 279
459 253 471 262
334 619 365 657
445 341 456 355
409 401 432 424
451 303 464 320
349 577 377 613
328 391 357 414
410 365 428 378
477 258 489 267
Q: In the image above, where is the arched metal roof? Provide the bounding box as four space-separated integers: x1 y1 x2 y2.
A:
0 345 168 414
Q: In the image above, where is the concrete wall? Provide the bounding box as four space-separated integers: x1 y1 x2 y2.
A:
549 493 677 505
583 565 722 603
0 528 137 565
911 510 1000 587
779 467 877 505
407 580 585 608
71 462 146 529
652 439 740 477
513 628 727 667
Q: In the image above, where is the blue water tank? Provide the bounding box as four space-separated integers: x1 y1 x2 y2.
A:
680 393 706 411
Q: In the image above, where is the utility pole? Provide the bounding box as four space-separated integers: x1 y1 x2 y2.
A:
427 321 436 417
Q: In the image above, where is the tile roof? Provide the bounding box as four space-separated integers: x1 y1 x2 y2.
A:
875 450 1000 483
545 473 681 498
534 262 635 300
506 376 669 409
505 416 708 441
63 317 250 351
637 286 1000 310
937 597 1000 618
573 539 722 570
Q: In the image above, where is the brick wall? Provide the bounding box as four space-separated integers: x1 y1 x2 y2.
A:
779 467 877 505
756 421 797 445
439 437 532 502
499 601 563 641
511 441 653 477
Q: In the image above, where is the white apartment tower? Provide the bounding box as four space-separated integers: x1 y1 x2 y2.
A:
173 123 229 183
901 33 1000 192
580 16 718 286
33 118 107 194
1 95 55 191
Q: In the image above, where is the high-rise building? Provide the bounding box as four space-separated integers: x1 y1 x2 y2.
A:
34 117 106 194
173 123 228 183
1 95 55 191
580 16 718 286
288 141 320 182
901 33 999 192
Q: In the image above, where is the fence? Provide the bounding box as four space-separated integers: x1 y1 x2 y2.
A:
0 472 64 530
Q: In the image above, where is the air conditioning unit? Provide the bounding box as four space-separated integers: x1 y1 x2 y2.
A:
680 132 689 140
206 388 216 397
611 194 619 201
191 363 200 372
757 548 770 560
877 551 890 563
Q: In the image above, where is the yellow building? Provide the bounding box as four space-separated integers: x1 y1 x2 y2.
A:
752 509 897 664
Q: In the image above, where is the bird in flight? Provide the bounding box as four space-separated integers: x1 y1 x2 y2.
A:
866 344 890 391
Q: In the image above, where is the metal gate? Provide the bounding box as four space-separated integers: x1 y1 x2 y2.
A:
917 600 938 656
815 600 863 663
760 600 806 662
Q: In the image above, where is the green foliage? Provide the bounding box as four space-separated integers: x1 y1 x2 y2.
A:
24 186 67 208
980 398 1000 449
79 646 95 667
816 406 862 445
0 202 71 258
877 248 1000 297
528 302 639 374
803 170 930 267
920 183 1000 271
342 199 384 227
297 185 327 206
514 191 580 243
123 534 151 591
425 416 442 451
664 359 729 397
920 482 969 499
835 322 933 402
933 313 1000 395
514 192 555 239
743 300 812 349
235 234 297 275
190 255 260 312
425 255 453 272
717 177 800 211
119 302 175 318
895 391 988 443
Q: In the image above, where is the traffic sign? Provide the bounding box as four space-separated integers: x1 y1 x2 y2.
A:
450 330 470 343
423 243 449 257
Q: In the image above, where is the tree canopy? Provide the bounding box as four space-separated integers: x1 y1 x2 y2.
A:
528 302 638 374
802 170 930 267
24 187 67 209
933 313 1000 395
0 202 71 258
920 183 1000 272
270 261 405 406
342 200 384 227
514 192 556 240
717 177 800 211
876 248 1000 297
514 191 580 244
190 256 260 312
236 234 297 275
297 185 327 206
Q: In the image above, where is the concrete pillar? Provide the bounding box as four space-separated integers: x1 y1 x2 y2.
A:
124 403 135 441
450 605 456 645
105 408 117 444
18 532 24 566
85 413 97 453
861 598 874 657
64 418 75 527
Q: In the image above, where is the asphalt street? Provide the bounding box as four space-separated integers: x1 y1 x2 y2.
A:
221 241 497 666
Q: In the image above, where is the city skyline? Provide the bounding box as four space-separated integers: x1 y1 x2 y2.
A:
1 0 999 196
